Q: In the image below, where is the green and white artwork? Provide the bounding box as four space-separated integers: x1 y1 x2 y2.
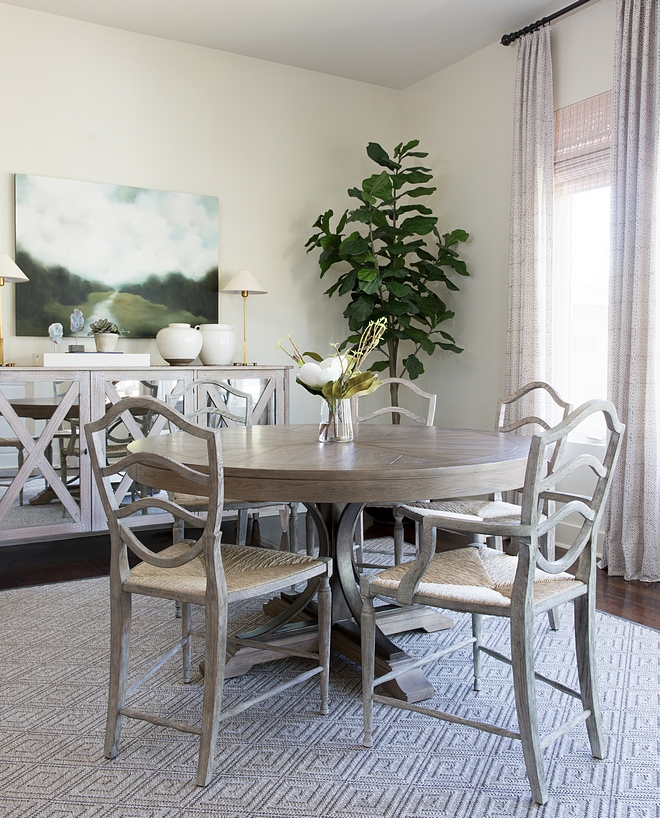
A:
15 174 219 337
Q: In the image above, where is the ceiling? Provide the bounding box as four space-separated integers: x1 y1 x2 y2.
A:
2 0 579 89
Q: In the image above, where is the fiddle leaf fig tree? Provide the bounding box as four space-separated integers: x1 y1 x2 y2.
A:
305 140 469 415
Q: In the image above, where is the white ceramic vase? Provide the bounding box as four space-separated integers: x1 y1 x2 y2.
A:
156 323 203 366
196 323 237 365
94 333 118 353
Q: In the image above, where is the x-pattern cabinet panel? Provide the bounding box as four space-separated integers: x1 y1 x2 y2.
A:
0 365 290 544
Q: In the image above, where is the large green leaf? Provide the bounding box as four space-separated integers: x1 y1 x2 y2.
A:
400 215 437 236
403 354 424 380
359 277 382 295
398 169 434 185
443 229 470 246
366 142 401 171
345 296 376 324
405 186 437 198
368 360 390 373
386 281 415 298
363 171 393 202
339 233 369 256
357 268 378 282
337 271 358 296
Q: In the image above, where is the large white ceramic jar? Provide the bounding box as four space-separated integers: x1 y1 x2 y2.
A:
155 323 203 366
196 323 237 366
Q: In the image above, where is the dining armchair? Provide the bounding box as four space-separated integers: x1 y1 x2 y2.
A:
396 380 571 629
360 399 624 804
86 396 332 787
350 377 437 567
166 378 295 548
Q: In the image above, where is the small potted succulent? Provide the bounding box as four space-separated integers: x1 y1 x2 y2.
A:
88 318 127 352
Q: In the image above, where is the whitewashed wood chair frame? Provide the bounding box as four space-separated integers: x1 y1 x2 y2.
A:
360 399 624 805
396 381 571 628
86 396 332 787
349 377 437 567
166 378 294 549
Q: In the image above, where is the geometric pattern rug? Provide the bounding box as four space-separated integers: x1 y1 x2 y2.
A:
0 562 658 816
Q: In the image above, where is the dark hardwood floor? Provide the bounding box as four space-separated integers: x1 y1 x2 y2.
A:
0 514 658 630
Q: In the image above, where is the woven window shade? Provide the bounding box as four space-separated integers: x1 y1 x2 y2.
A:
554 91 612 196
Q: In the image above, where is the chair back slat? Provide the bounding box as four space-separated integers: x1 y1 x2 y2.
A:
517 399 624 583
167 378 253 428
496 381 572 476
85 396 224 575
352 377 436 426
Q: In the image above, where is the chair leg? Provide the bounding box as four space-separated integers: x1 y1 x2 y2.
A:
317 575 331 715
354 510 364 566
542 527 560 630
574 594 604 758
288 504 299 553
173 516 185 545
196 598 227 787
510 613 548 805
361 594 377 748
104 588 132 759
17 447 24 506
181 602 193 684
471 614 483 691
237 509 249 546
393 508 405 564
306 510 316 556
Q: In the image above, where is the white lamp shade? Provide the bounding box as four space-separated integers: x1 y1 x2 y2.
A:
222 269 267 294
0 254 29 284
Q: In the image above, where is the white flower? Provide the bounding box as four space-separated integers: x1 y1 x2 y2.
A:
299 362 337 388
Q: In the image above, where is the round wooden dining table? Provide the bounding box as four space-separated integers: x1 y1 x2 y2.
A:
128 422 530 702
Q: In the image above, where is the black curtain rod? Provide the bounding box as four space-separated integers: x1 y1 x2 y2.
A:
501 0 594 45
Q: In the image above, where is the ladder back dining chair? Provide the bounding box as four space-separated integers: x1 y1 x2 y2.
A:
166 378 296 549
349 377 437 567
360 399 624 805
86 396 332 786
396 380 571 629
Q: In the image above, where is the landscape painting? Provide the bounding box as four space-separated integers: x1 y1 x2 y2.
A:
15 174 219 337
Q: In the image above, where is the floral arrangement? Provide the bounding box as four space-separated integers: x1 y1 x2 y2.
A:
278 318 386 440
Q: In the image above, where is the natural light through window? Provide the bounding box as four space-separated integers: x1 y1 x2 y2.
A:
554 186 610 439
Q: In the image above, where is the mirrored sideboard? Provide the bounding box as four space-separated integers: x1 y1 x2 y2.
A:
0 365 290 545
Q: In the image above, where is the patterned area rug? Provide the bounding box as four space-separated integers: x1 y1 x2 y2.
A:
0 561 658 817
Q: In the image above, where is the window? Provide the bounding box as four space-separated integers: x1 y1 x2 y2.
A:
553 92 612 439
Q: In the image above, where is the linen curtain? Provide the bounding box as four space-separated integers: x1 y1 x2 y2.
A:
506 27 554 422
602 0 660 582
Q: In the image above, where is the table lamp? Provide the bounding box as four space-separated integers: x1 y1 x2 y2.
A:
0 254 29 366
221 269 267 365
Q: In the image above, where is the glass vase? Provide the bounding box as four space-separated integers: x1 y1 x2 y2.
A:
319 398 354 443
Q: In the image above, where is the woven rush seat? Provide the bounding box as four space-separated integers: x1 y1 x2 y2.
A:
171 492 270 511
366 546 582 608
401 499 526 526
127 542 325 603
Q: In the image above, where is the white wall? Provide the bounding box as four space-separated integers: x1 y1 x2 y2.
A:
401 0 616 430
0 0 617 428
0 2 400 422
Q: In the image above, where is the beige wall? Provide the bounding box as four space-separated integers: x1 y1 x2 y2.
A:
0 0 616 426
401 0 615 429
0 2 400 422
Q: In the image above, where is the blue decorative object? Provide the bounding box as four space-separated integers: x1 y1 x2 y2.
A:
70 309 84 336
48 323 63 345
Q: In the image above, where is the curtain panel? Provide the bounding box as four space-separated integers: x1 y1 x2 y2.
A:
603 0 660 581
506 27 554 423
